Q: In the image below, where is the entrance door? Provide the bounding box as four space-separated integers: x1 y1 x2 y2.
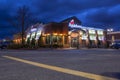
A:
70 32 79 48
71 37 79 48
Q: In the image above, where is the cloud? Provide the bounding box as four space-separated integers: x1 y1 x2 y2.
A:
0 0 120 39
75 4 120 30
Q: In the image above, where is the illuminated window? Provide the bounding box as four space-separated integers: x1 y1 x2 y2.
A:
30 32 36 40
35 31 41 40
82 34 87 40
31 32 35 37
36 31 41 36
83 28 87 31
26 34 30 42
79 31 83 35
98 36 104 40
89 29 95 34
97 30 103 35
26 34 30 38
52 35 57 44
89 35 96 40
36 35 40 40
58 36 62 43
46 35 51 44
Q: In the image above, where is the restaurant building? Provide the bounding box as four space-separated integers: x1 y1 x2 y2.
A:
25 16 106 48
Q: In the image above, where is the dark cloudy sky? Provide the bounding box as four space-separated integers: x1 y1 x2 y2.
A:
0 0 120 39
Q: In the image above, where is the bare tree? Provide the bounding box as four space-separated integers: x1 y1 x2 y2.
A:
17 6 29 45
9 5 39 46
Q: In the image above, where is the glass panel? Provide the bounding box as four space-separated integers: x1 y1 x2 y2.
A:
89 30 95 34
46 35 51 44
97 30 103 35
82 34 87 40
89 35 96 40
53 35 57 44
98 36 104 40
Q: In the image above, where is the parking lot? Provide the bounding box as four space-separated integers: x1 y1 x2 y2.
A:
0 49 120 80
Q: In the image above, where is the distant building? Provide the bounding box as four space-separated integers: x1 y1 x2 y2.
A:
13 33 25 44
107 31 120 43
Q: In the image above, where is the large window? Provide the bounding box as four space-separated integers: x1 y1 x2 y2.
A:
98 36 104 40
36 31 41 40
46 35 51 44
53 35 57 44
82 34 87 40
30 32 36 40
89 30 96 40
89 29 95 34
58 36 62 43
26 34 30 38
89 35 96 40
46 35 63 45
31 32 35 37
97 30 103 35
97 30 104 40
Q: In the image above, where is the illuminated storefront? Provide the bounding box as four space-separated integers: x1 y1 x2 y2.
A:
25 23 44 45
25 17 106 48
67 18 105 48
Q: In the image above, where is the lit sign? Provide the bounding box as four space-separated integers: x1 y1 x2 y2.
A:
69 19 104 31
31 25 37 32
69 19 82 28
69 24 82 28
31 28 37 32
70 19 74 25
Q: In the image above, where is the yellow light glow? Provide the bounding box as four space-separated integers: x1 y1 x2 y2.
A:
43 34 46 36
59 34 63 36
68 31 71 35
80 31 83 35
47 34 50 35
53 33 57 35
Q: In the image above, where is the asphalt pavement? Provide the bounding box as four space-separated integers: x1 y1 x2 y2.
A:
0 48 120 80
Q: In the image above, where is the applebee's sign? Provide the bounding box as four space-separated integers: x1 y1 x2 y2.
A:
69 19 82 28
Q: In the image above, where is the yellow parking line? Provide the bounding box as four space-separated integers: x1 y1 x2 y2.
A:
3 56 117 80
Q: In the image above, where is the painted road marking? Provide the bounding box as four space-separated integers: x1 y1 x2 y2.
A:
3 56 117 80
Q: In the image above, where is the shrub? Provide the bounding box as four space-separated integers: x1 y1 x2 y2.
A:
7 44 23 49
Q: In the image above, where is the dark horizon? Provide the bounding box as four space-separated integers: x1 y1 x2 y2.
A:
0 0 120 40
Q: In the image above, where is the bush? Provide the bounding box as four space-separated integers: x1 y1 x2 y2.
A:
52 44 63 48
7 44 23 49
37 44 63 48
31 38 36 46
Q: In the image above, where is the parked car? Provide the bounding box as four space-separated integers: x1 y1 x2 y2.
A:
0 42 8 49
110 40 120 49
